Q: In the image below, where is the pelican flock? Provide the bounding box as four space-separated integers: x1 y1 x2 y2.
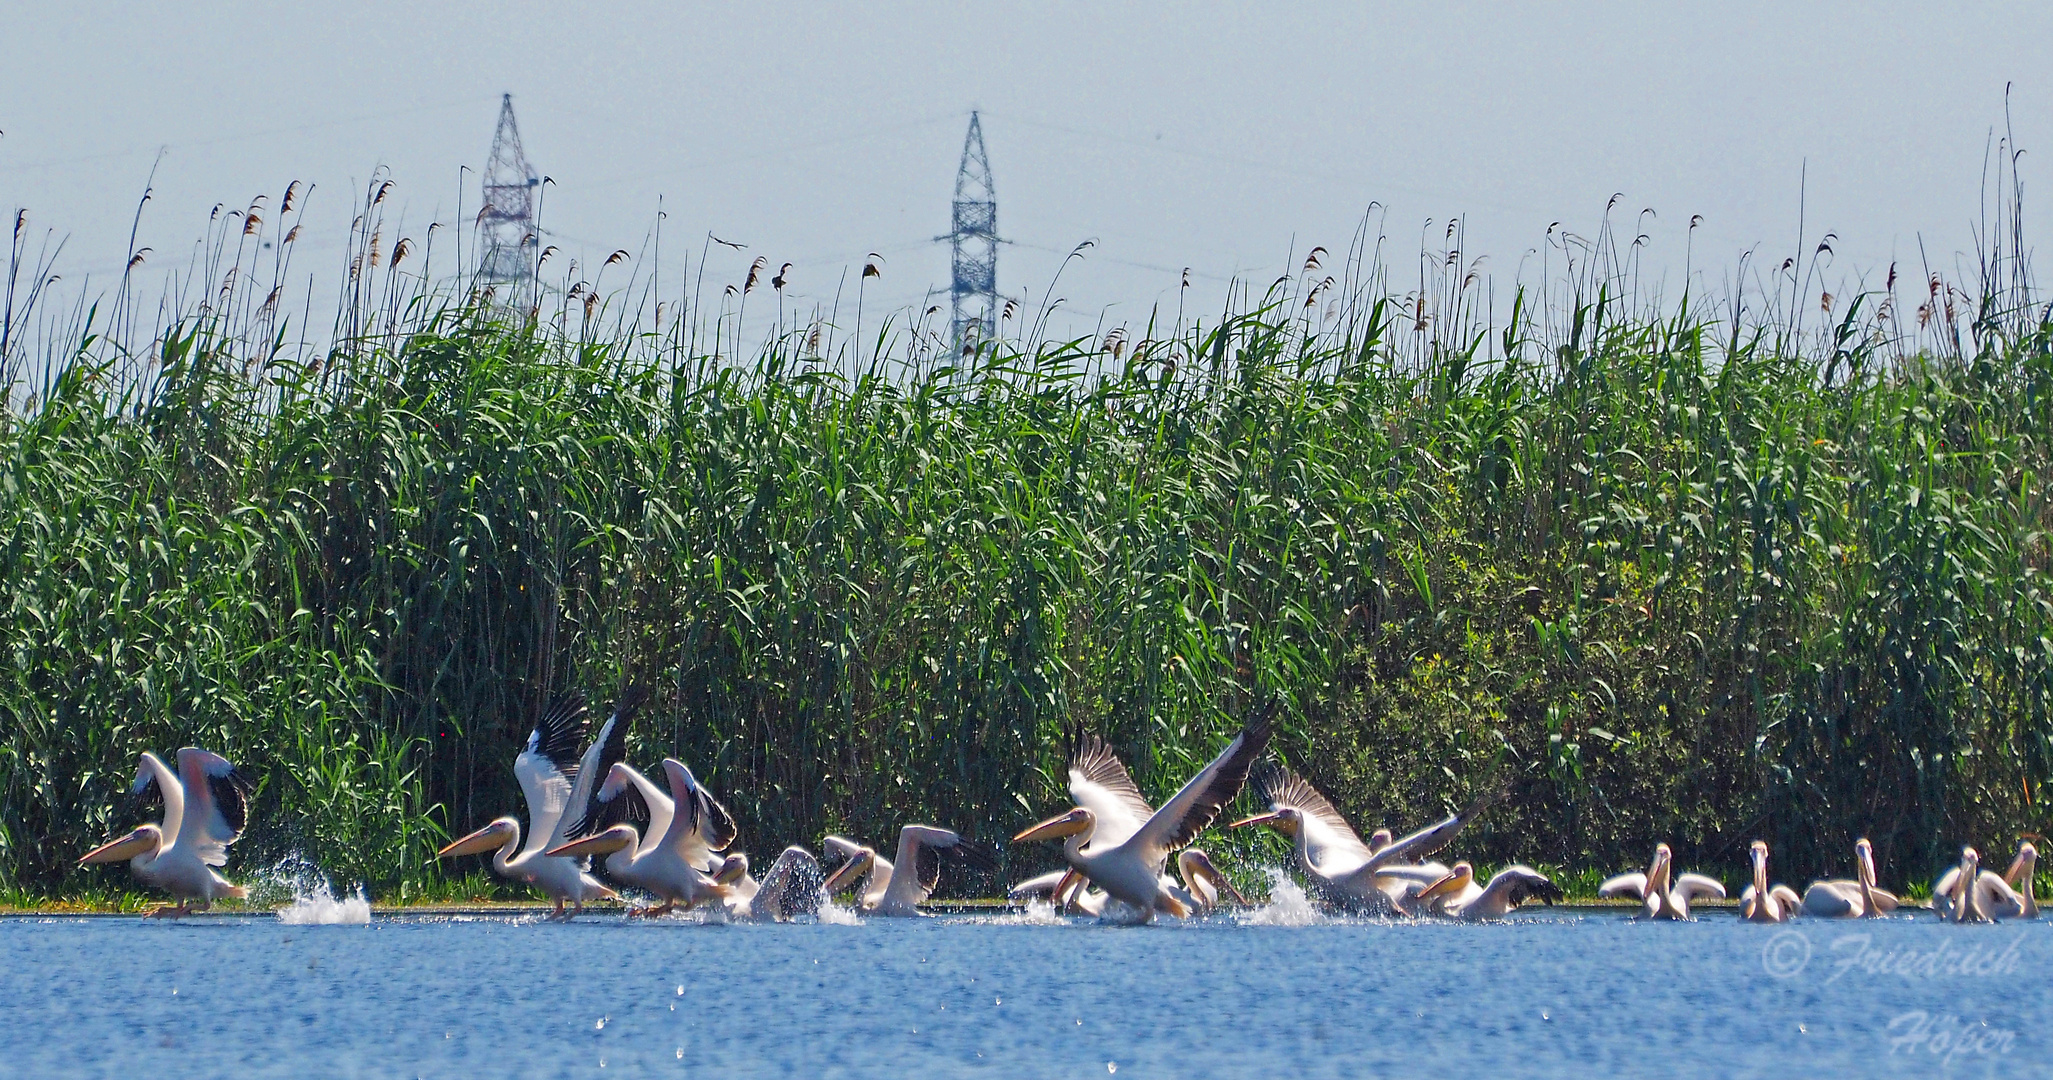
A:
68 691 2046 928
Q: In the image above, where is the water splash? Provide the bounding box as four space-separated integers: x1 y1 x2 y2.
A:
249 855 371 925
1240 867 1324 926
816 901 862 926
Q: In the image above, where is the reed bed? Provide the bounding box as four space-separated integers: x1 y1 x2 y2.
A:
1 167 2050 902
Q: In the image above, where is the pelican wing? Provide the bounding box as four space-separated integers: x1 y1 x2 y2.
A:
1673 872 1727 902
1067 731 1155 851
1488 865 1562 907
900 825 995 896
1132 703 1275 861
1597 872 1648 899
559 688 647 840
753 846 825 921
1255 761 1373 877
515 692 588 858
1367 791 1497 871
656 759 734 870
824 834 868 865
1007 869 1072 900
173 748 253 867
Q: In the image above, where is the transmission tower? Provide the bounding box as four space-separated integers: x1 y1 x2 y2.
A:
944 112 999 353
477 93 540 302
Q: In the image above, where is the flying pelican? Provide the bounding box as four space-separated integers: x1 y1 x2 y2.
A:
1009 849 1247 916
822 826 994 916
546 757 737 918
711 847 828 921
1801 837 1898 918
436 691 627 919
1415 861 1562 920
1932 845 2028 922
1598 843 1726 920
1737 841 1804 923
78 748 255 917
1228 761 1488 916
1014 705 1273 921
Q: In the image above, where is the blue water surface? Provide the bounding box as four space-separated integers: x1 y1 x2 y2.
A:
0 908 2041 1078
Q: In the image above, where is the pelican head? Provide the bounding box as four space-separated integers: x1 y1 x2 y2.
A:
1228 807 1302 837
1368 827 1395 853
437 817 520 858
1012 806 1095 844
545 824 637 858
1178 849 1249 907
822 848 876 896
1749 839 1769 877
1855 837 1877 886
714 854 749 886
79 824 162 865
1417 861 1476 904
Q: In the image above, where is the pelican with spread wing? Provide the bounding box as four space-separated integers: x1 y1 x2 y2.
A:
436 691 622 919
1738 841 1804 923
1014 704 1273 921
1598 843 1726 920
1009 849 1247 916
1229 762 1488 916
822 826 994 916
79 748 256 917
1416 861 1562 920
546 756 735 918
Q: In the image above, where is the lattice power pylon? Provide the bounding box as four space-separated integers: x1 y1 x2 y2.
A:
477 94 540 302
944 112 999 353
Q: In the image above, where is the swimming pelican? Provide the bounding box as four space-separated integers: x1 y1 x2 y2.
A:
546 757 738 918
1228 761 1487 916
1737 841 1803 923
1014 705 1274 921
1415 861 1562 920
822 825 994 916
1598 843 1725 920
1932 845 2028 921
1801 837 1897 918
712 847 827 921
436 691 625 919
2001 842 2039 919
78 748 255 917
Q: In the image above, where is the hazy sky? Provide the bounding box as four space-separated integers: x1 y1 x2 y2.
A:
3 3 2048 342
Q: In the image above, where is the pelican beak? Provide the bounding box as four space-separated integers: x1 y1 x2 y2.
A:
822 851 874 895
437 822 512 858
1417 870 1466 902
1012 809 1090 844
1228 811 1282 830
714 856 748 886
545 828 631 858
78 829 154 865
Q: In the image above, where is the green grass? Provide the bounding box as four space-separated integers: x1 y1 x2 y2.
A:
1 176 2050 906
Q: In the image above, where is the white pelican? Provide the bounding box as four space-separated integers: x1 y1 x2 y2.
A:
822 825 994 916
1801 837 1897 918
545 757 737 918
711 847 827 921
1014 706 1273 921
1228 761 1486 916
1737 840 1803 923
1598 843 1726 920
2002 842 2039 918
1008 849 1246 916
79 748 255 917
436 692 623 919
1932 845 2028 921
823 834 892 911
1415 861 1562 920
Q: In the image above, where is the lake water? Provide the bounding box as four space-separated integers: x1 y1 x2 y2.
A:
2 901 2042 1078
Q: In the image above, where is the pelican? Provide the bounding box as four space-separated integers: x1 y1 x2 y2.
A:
1009 849 1246 916
823 834 892 911
822 825 994 916
79 748 255 917
2001 842 2039 919
1737 841 1804 923
711 847 828 921
1932 845 2028 922
436 692 625 919
545 757 737 918
1415 861 1562 920
1801 837 1898 918
1228 761 1487 916
1014 705 1273 921
1598 843 1726 920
